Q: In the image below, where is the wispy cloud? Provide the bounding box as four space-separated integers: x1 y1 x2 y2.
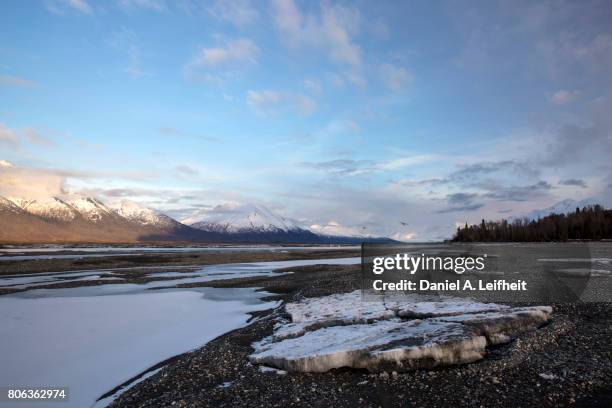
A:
208 0 258 27
302 155 437 177
247 89 316 115
549 89 579 105
175 165 200 177
186 38 258 82
0 124 19 149
559 178 587 188
0 123 56 149
21 128 56 147
108 28 153 79
0 75 36 88
117 0 167 12
158 127 220 142
271 0 363 86
379 63 413 91
46 0 92 15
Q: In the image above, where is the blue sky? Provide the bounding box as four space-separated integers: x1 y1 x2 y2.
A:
1 0 612 240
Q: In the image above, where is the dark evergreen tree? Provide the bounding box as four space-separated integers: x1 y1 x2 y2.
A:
452 205 612 242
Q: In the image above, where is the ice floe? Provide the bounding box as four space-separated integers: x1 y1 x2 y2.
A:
250 290 552 372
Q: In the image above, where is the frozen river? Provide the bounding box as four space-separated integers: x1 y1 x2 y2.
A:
0 257 359 408
0 245 359 261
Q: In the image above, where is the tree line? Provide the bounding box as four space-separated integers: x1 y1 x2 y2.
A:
452 205 612 242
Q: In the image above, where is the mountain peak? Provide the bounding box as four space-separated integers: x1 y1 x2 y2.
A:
185 202 302 234
108 199 177 227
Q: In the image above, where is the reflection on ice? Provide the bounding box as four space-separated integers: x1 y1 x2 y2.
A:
0 287 279 408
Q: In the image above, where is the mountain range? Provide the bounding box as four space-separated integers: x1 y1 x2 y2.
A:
0 195 393 244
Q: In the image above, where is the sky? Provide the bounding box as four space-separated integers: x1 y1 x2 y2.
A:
1 0 612 241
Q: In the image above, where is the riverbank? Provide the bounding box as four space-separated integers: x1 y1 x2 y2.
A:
108 262 612 408
0 247 360 282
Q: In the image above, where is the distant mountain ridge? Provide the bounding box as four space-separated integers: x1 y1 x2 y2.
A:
0 195 394 244
517 198 599 221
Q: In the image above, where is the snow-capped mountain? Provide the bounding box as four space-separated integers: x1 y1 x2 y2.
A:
183 202 395 244
8 196 118 223
0 195 395 244
108 199 179 228
184 203 303 234
9 197 80 221
0 194 197 244
1 195 178 227
520 198 599 220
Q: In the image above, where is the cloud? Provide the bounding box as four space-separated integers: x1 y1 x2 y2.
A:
0 160 14 168
377 155 437 170
0 162 69 198
392 232 416 241
449 160 539 182
0 160 160 200
0 123 56 149
379 63 413 91
108 28 152 79
0 75 36 88
158 127 220 142
447 192 479 206
303 78 322 94
208 0 258 27
302 155 437 177
175 165 200 177
186 38 258 82
309 220 368 237
549 89 579 105
481 180 553 202
46 0 92 15
559 178 587 188
190 38 258 68
301 159 372 176
271 0 362 69
0 124 19 149
117 0 167 12
436 193 484 213
21 129 56 147
436 203 484 213
247 90 316 115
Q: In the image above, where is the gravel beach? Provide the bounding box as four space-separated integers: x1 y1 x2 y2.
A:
106 262 612 408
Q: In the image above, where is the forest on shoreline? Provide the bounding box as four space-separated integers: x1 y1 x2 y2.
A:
452 205 612 242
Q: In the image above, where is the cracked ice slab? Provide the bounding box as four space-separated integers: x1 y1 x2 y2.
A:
251 319 486 372
251 291 552 372
274 291 510 340
435 306 553 345
273 291 397 341
395 298 510 318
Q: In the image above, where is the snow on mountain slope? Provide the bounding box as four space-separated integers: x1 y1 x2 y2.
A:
519 198 599 220
0 196 24 214
108 199 178 228
9 196 80 221
184 203 303 234
2 195 177 227
61 196 115 222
